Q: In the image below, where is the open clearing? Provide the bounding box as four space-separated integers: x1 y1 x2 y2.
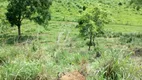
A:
0 0 142 80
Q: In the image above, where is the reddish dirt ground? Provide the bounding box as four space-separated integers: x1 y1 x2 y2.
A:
60 71 85 80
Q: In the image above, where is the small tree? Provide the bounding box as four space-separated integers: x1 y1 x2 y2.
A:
77 7 108 50
6 0 52 38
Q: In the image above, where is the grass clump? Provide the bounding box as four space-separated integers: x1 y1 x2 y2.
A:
86 48 142 80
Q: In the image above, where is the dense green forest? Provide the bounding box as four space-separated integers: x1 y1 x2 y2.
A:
0 0 142 80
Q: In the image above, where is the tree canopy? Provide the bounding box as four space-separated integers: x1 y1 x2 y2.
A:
6 0 52 37
129 0 142 11
77 6 108 50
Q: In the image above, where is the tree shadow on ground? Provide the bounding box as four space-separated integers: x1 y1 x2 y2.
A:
133 48 142 57
0 34 36 45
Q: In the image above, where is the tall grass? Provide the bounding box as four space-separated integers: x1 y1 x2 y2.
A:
0 39 141 80
0 0 142 79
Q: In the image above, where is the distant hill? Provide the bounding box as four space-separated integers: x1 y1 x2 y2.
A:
51 0 142 25
0 0 142 25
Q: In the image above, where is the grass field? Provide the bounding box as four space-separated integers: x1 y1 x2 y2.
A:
105 24 142 33
0 0 142 80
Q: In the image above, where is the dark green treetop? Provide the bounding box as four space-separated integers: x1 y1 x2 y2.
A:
130 0 142 10
6 0 52 37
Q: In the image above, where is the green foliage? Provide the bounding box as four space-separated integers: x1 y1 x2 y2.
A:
0 0 142 79
120 33 142 47
5 0 52 36
77 6 108 50
129 0 142 11
130 0 142 5
0 22 8 33
0 20 142 80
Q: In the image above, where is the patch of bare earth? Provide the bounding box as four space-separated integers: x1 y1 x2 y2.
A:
60 71 85 80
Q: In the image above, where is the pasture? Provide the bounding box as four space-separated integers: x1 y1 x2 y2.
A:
0 0 142 80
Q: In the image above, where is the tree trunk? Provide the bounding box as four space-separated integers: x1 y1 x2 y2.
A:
18 25 21 39
93 35 95 47
88 33 92 51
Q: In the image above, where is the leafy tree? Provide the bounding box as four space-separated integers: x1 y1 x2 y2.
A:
130 0 142 10
5 0 52 38
77 7 108 50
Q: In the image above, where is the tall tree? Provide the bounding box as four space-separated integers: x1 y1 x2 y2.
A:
6 0 52 38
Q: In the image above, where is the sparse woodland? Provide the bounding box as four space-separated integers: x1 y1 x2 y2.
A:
0 0 142 80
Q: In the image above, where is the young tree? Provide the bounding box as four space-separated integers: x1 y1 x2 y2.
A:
77 7 108 50
5 0 52 38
